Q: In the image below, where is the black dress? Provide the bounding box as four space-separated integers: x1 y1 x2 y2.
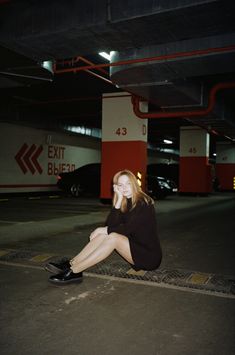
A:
106 199 162 271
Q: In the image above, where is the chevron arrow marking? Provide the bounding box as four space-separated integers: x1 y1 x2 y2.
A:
24 144 36 174
15 143 28 174
15 144 43 174
32 145 43 174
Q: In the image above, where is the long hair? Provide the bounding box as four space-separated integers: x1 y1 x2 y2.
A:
112 169 154 212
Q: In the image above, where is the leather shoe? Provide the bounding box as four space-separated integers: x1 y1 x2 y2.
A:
44 258 71 274
49 269 83 285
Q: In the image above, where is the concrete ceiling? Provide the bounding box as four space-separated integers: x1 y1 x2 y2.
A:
0 0 235 151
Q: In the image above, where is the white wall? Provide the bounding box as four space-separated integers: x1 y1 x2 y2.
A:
0 123 179 193
0 123 101 193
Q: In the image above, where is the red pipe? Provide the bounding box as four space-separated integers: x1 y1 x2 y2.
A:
54 45 235 74
131 82 235 118
55 56 109 76
55 56 112 85
78 56 109 76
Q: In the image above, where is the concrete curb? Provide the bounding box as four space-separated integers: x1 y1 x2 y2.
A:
0 211 107 243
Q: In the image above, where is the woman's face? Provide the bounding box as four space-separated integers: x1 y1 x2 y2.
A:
117 174 132 198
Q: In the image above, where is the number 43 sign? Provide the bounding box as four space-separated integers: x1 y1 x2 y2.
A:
102 93 148 142
115 125 147 137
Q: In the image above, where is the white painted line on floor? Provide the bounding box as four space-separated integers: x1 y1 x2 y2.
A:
0 220 22 224
0 260 234 300
0 261 43 270
84 272 235 300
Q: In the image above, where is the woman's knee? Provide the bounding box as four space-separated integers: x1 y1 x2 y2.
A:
108 232 125 247
89 232 107 242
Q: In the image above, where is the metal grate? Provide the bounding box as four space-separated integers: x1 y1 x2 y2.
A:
0 249 234 295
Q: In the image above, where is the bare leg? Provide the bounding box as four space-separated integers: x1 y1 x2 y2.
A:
71 232 134 273
70 233 107 265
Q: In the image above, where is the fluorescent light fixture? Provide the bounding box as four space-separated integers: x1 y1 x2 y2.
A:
41 60 53 74
163 139 173 144
99 52 111 61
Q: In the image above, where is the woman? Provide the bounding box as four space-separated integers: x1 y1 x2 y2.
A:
48 170 162 285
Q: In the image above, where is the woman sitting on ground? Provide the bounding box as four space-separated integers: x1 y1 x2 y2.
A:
46 169 162 285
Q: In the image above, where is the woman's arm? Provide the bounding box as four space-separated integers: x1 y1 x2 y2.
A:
107 202 151 237
105 183 124 228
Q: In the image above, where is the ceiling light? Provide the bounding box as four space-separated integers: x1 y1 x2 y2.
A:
213 153 217 156
98 52 111 61
163 139 173 144
41 60 54 74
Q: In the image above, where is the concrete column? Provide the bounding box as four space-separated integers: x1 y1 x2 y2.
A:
101 93 148 199
216 143 235 190
179 126 212 193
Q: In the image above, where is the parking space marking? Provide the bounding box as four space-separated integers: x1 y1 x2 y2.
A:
127 268 147 276
0 250 11 257
30 254 54 262
188 273 210 284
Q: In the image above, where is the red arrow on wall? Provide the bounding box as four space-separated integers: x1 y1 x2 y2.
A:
15 143 43 174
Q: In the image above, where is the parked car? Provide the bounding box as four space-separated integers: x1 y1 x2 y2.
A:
146 175 170 199
57 163 101 197
57 163 174 199
147 163 179 185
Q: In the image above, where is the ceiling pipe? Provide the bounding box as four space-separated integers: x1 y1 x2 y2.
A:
54 45 235 74
0 71 53 81
78 56 109 76
83 69 113 85
132 82 235 141
55 56 112 85
55 56 108 76
131 82 235 118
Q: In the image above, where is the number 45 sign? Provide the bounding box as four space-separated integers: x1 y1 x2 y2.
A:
180 127 210 157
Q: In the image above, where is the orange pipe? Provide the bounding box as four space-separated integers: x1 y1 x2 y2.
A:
78 56 109 76
131 82 235 118
55 56 109 76
55 56 112 85
54 45 235 74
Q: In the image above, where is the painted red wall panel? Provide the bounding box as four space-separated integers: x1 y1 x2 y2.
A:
180 157 212 193
216 164 235 190
101 141 147 198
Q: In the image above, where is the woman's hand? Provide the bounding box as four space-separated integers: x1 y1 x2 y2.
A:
113 184 123 199
89 226 108 241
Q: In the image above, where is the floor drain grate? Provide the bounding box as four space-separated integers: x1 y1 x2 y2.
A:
0 249 234 295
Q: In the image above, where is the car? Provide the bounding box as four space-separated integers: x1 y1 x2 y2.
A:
57 163 101 197
57 163 173 199
147 175 178 199
147 163 179 185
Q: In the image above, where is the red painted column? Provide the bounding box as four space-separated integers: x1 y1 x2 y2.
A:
101 93 148 199
179 126 212 193
216 143 235 190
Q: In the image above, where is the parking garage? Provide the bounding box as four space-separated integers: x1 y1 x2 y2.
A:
0 1 235 355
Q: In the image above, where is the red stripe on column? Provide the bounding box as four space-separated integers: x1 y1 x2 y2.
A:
180 157 212 193
101 141 147 199
216 164 235 190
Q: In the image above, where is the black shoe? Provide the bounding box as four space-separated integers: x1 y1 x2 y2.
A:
49 269 83 285
44 258 71 274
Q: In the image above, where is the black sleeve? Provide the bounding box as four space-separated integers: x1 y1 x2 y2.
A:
107 202 151 237
105 208 123 228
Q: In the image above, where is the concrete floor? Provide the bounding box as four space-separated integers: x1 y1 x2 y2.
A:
0 193 235 355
